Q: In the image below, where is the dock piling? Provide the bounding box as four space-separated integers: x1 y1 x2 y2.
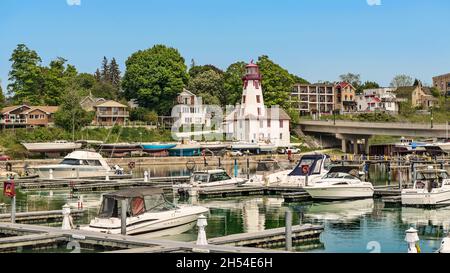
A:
144 171 149 182
121 199 127 235
61 204 72 230
285 210 292 251
49 169 54 180
234 159 238 178
11 196 16 224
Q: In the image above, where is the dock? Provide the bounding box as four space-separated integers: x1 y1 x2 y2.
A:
197 185 307 199
0 222 323 253
0 210 86 224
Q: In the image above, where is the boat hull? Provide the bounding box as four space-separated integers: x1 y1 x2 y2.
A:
22 142 82 153
169 147 201 157
141 144 177 152
30 166 110 179
304 186 374 200
402 190 450 208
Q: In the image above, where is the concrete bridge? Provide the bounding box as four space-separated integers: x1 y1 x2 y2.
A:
296 120 449 154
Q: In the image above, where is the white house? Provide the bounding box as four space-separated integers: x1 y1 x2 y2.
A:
175 89 211 127
224 61 291 147
357 88 400 114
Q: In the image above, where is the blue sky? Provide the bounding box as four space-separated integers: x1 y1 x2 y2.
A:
1 0 450 92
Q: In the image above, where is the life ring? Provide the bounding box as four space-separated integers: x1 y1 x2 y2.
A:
301 165 310 175
5 162 12 172
186 160 196 171
128 162 136 169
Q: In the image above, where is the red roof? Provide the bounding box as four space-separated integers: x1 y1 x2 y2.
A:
335 82 351 89
246 59 258 68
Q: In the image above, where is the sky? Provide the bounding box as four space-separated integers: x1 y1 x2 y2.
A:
1 0 450 92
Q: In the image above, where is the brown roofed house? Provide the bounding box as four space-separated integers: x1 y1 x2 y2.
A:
93 100 129 126
0 105 59 129
394 81 438 110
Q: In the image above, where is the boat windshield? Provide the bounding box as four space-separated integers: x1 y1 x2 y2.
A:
98 197 118 218
192 174 209 183
209 172 231 182
323 173 347 179
60 158 82 165
144 194 177 212
256 161 281 172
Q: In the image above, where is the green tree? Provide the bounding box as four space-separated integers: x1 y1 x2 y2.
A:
223 61 246 106
358 81 380 94
54 84 93 132
188 70 224 105
189 64 223 78
8 44 44 104
257 55 294 109
75 73 97 91
94 69 101 82
390 74 413 88
101 56 110 83
291 74 309 84
109 58 121 91
0 80 5 107
339 73 361 90
42 57 78 105
122 44 189 115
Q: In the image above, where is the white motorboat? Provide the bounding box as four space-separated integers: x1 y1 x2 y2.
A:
276 154 333 186
244 159 290 186
304 172 374 200
305 199 375 222
22 141 82 153
174 169 247 196
80 188 209 237
27 150 126 179
401 167 450 208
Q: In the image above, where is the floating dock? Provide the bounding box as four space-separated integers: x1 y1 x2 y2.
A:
0 210 86 224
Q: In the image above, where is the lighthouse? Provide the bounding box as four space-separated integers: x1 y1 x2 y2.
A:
225 60 291 147
239 61 265 117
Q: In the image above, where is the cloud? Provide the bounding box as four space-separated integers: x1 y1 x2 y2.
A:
367 0 381 6
67 0 81 6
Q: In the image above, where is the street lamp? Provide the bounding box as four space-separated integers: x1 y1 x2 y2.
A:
430 106 434 129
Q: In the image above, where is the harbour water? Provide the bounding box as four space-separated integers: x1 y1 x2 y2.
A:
1 164 449 253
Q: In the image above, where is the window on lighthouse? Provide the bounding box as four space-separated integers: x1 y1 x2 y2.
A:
256 95 261 103
243 96 246 104
257 108 261 115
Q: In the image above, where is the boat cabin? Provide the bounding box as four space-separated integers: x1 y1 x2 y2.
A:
190 170 232 184
413 169 450 192
316 172 362 185
288 154 332 176
98 188 177 219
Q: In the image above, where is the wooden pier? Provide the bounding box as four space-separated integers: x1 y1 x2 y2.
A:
197 185 308 199
0 222 323 253
0 210 86 224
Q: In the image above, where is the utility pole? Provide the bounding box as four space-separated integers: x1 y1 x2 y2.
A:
430 106 434 129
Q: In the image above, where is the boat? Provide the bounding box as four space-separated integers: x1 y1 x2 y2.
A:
199 142 230 152
22 141 82 153
304 172 374 200
258 142 277 154
173 169 247 196
278 154 334 186
27 150 127 179
140 143 177 152
99 143 142 153
80 187 209 237
244 159 290 186
169 141 201 157
231 142 261 154
401 167 450 208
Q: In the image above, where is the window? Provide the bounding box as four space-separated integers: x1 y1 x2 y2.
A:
267 119 271 127
209 172 231 182
280 133 283 139
260 120 264 128
257 108 261 115
256 95 261 103
280 120 284 128
242 96 246 103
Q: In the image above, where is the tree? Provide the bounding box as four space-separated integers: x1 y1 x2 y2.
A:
339 73 361 89
291 74 309 84
189 64 223 78
122 44 189 115
223 61 247 106
109 58 121 90
8 44 44 104
0 80 5 107
358 81 380 94
390 74 413 88
41 57 78 105
188 70 224 106
54 84 93 132
257 55 294 109
94 69 101 82
101 56 110 83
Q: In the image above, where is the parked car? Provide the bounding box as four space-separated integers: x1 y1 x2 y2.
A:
229 150 244 157
278 147 301 154
0 155 11 161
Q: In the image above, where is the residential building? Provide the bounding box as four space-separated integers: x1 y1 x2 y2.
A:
395 82 438 110
80 94 106 112
174 89 211 126
356 88 402 114
432 73 450 96
290 83 335 119
225 61 291 147
93 100 129 126
335 82 357 113
0 105 59 129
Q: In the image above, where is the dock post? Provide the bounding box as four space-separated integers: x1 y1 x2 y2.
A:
234 159 238 178
62 204 73 230
193 214 209 253
387 162 391 186
247 158 250 180
121 199 127 235
49 169 54 180
218 157 221 168
105 170 110 181
399 169 403 190
144 171 149 182
405 227 420 253
11 195 16 224
285 210 293 251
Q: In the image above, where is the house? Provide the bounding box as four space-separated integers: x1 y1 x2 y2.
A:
174 89 211 127
356 88 402 114
225 61 291 147
80 94 106 112
92 100 130 126
432 73 450 96
335 82 357 113
0 105 59 129
395 82 439 110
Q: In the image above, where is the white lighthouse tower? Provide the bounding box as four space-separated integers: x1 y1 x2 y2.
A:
225 60 291 147
238 60 265 117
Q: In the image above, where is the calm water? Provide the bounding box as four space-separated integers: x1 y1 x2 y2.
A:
0 164 448 253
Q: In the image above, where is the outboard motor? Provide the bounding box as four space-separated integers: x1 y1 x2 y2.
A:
113 165 124 175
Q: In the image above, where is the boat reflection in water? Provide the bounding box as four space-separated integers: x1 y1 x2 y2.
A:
401 207 450 238
304 199 375 222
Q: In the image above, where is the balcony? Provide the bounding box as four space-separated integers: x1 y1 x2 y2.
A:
97 111 130 118
0 119 27 125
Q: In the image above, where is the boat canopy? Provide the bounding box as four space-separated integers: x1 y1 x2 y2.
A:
104 187 164 200
256 160 282 172
288 154 330 176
